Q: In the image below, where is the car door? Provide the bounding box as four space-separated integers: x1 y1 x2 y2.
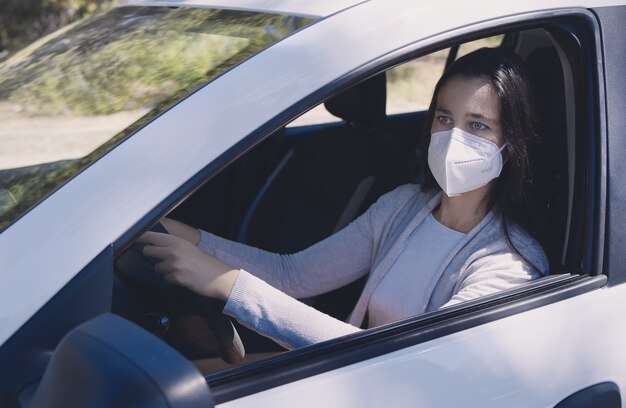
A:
197 3 624 407
2 1 624 407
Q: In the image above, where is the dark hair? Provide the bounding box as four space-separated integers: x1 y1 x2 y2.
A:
421 47 547 268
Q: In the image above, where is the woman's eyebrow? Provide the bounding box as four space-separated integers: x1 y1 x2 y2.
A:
467 112 499 124
435 108 451 114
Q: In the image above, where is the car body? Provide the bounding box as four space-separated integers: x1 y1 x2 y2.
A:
1 0 626 406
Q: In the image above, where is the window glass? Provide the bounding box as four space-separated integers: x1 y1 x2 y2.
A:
384 35 503 115
289 48 451 127
0 6 313 230
386 48 449 114
456 35 504 59
289 35 504 127
288 104 340 127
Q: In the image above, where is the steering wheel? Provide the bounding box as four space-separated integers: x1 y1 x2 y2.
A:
115 222 245 364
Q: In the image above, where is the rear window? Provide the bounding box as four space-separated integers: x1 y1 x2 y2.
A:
0 6 313 230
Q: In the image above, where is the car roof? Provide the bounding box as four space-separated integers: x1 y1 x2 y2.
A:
122 0 626 19
118 0 365 18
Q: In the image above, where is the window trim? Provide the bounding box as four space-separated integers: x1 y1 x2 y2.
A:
593 5 626 286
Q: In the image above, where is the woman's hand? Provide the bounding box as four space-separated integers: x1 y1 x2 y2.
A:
160 217 201 245
137 231 239 302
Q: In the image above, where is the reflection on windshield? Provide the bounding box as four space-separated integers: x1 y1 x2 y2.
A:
0 6 313 230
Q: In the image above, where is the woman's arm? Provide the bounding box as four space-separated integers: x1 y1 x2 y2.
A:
139 219 373 350
158 213 375 298
159 185 418 298
441 252 545 308
195 221 374 299
138 231 365 349
158 202 376 298
138 185 415 348
225 270 362 350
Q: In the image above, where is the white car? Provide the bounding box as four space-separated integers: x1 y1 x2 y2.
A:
1 0 625 406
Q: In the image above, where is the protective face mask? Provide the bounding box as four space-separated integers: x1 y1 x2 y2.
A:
427 127 507 197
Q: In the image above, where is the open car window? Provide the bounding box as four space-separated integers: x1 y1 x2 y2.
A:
288 34 505 127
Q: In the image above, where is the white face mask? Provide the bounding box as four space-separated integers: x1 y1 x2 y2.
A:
427 127 507 197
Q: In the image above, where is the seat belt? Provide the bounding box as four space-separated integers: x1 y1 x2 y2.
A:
236 149 295 244
332 175 375 234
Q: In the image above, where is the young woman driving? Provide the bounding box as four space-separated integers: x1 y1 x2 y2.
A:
139 47 549 350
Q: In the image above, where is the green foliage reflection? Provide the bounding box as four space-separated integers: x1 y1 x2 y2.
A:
0 7 308 115
0 7 313 230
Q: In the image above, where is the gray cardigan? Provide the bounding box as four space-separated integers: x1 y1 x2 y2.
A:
197 184 548 350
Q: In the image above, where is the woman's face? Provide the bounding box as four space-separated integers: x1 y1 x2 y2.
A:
430 75 505 147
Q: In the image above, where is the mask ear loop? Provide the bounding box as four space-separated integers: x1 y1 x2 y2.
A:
496 143 508 165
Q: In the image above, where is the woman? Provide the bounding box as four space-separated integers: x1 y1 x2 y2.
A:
139 47 549 350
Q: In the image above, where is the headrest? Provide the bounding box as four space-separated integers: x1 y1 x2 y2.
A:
325 73 387 127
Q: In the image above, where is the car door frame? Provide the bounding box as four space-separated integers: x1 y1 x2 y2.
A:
197 7 612 406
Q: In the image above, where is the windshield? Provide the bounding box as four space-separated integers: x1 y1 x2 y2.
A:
0 6 313 230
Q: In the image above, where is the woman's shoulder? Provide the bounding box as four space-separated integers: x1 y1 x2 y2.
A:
491 219 549 275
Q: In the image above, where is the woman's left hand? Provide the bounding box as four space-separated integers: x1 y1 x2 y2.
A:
137 231 240 302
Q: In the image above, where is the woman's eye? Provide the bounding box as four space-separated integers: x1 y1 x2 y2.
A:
470 122 487 131
437 116 451 125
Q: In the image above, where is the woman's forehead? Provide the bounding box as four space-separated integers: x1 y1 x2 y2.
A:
436 75 500 122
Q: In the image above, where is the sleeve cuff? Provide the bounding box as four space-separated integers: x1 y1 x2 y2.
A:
196 229 215 254
224 269 252 316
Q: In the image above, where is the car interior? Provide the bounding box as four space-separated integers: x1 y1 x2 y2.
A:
111 21 593 376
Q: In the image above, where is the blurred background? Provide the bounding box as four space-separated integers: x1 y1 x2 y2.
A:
0 0 116 59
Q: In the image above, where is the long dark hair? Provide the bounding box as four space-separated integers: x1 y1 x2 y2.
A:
422 47 548 269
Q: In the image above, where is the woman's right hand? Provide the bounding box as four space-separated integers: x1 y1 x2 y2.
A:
138 231 239 301
160 217 201 246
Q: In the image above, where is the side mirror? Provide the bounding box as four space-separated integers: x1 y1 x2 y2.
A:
27 313 213 408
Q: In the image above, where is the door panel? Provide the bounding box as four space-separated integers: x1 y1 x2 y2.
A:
219 284 626 407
